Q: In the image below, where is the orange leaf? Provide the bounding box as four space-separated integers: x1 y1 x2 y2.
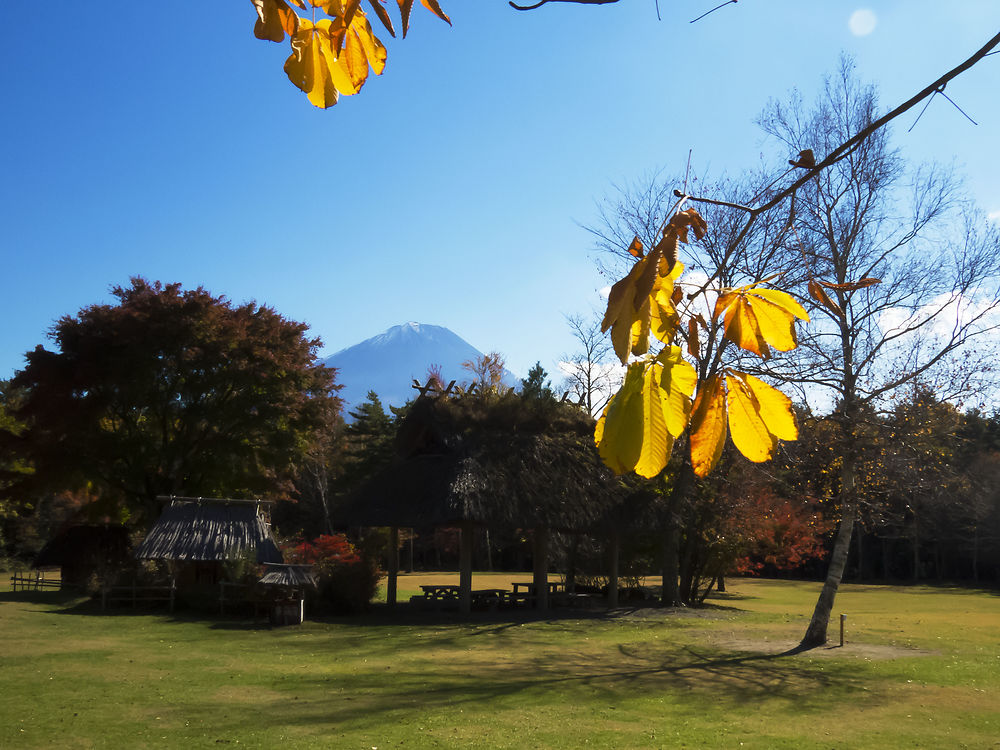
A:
817 278 882 291
397 0 414 36
687 317 699 358
808 279 843 317
252 0 300 42
367 0 397 36
627 236 644 258
420 0 452 25
690 375 727 477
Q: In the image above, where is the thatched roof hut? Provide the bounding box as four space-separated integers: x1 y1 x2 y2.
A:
339 395 626 533
339 394 630 612
33 524 131 587
259 563 317 588
135 497 282 565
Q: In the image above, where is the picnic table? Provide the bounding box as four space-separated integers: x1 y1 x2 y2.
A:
414 585 509 610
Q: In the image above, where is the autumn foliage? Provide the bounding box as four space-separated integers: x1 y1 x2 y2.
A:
251 0 451 108
283 533 382 612
596 207 811 478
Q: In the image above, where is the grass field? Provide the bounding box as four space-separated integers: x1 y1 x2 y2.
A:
1 572 997 749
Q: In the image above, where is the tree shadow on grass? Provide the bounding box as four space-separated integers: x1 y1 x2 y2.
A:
168 634 875 742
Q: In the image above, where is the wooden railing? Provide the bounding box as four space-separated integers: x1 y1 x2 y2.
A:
9 571 64 592
101 582 176 612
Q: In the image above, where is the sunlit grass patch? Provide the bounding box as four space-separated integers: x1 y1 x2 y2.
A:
1 575 997 749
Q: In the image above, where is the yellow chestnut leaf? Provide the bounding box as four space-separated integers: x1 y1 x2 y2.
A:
714 285 809 359
689 374 727 477
726 372 776 463
656 346 696 438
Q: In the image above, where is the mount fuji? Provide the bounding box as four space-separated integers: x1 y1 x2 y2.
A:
321 322 514 413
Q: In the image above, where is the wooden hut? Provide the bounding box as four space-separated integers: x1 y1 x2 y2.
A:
339 395 628 612
33 524 131 589
135 497 283 588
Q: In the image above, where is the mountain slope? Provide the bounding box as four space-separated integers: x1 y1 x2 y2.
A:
322 322 502 412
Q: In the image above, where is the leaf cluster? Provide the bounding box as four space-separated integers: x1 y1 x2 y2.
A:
595 207 809 479
251 0 451 108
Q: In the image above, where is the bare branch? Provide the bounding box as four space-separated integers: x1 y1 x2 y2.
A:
509 0 620 10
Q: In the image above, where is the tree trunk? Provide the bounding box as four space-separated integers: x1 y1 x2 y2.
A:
912 516 920 583
854 526 864 582
532 527 549 611
386 526 399 608
801 450 857 649
608 531 620 608
661 463 693 607
459 522 473 615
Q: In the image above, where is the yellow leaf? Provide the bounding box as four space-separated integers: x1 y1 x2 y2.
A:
252 0 300 42
350 13 387 75
649 261 683 344
714 285 809 358
284 20 342 108
596 363 675 478
689 374 727 477
656 346 696 438
720 295 770 357
742 373 797 440
595 364 645 475
635 363 673 478
726 372 776 463
602 253 658 364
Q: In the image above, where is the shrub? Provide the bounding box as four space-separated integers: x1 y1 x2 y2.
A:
283 534 382 614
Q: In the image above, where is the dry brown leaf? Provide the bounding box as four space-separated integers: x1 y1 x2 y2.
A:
808 279 843 317
817 278 882 291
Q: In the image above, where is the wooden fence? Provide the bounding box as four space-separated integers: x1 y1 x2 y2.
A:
9 571 63 592
101 581 176 612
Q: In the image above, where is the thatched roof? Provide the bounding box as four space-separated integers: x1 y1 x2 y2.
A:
259 563 317 588
34 524 130 568
135 498 283 564
338 395 628 532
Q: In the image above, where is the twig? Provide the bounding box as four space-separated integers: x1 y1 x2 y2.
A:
509 0 620 10
907 91 938 133
937 88 978 125
690 0 738 24
673 188 753 213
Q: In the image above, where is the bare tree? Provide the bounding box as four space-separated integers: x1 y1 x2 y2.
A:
560 312 618 416
754 58 1000 647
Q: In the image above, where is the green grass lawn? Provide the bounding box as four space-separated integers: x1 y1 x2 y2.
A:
1 573 997 749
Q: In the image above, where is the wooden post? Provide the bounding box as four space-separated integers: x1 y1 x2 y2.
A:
459 522 473 615
387 526 399 608
840 613 846 647
608 531 620 608
532 527 549 611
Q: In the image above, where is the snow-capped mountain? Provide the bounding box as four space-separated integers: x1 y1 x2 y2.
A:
322 322 513 413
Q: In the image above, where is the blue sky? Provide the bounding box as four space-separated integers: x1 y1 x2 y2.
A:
1 1 998 385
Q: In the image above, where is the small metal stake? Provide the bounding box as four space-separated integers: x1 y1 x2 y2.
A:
840 613 847 647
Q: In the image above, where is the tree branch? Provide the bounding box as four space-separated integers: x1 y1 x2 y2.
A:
509 0 620 10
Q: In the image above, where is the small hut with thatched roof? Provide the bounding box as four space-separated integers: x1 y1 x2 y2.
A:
339 392 629 613
33 523 131 589
135 496 283 588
